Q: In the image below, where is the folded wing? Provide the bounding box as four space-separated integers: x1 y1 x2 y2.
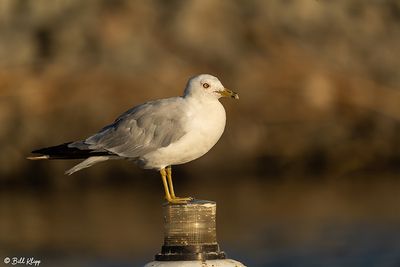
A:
71 97 189 159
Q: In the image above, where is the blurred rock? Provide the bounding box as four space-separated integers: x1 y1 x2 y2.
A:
0 0 399 183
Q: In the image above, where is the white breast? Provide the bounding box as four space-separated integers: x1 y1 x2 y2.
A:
141 97 226 169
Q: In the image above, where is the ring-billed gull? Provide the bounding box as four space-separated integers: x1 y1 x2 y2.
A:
28 74 239 203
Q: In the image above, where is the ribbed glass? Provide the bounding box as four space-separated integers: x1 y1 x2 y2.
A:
163 200 217 246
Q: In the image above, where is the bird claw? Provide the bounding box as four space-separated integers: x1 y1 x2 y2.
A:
167 196 194 204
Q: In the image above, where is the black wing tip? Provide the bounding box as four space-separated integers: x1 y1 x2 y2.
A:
30 142 114 160
31 142 73 154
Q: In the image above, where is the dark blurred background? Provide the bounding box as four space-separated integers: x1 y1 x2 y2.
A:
1 0 400 266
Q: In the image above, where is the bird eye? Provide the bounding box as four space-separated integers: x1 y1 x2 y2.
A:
202 83 210 89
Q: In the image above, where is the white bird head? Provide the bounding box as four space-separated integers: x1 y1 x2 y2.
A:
184 74 239 100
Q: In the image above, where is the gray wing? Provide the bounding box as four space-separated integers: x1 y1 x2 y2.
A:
75 97 188 158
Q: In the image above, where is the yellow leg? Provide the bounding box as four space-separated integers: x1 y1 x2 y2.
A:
166 166 176 198
160 168 172 202
161 166 193 204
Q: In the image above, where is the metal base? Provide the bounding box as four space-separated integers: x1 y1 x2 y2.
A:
144 259 246 267
155 244 226 261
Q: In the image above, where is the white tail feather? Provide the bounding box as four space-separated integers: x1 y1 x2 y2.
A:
65 156 109 175
27 155 49 160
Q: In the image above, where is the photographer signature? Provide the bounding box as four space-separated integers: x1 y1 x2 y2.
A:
4 257 41 266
